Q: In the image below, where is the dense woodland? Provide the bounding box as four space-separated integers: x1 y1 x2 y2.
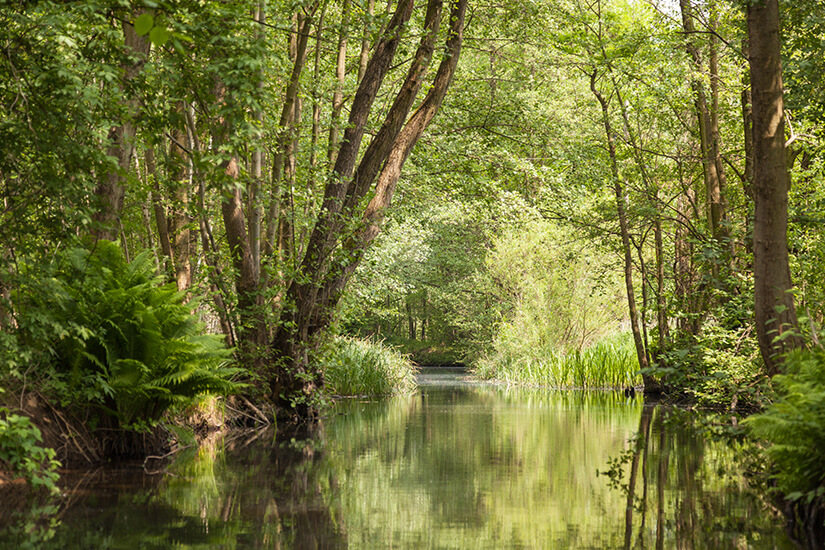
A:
2 0 825 530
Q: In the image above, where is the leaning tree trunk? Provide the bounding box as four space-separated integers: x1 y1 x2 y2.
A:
271 0 467 416
747 0 803 376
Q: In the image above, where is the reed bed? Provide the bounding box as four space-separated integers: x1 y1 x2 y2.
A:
322 336 418 396
474 332 641 389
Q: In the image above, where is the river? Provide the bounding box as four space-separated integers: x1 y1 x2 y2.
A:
1 367 794 548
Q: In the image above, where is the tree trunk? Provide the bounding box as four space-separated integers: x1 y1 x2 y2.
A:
146 147 173 277
590 71 657 392
248 2 266 284
327 0 350 166
93 10 151 241
747 0 803 376
210 74 268 363
311 0 457 327
221 155 268 358
169 112 192 292
654 191 668 351
358 0 376 82
271 0 466 414
741 38 755 258
264 8 314 278
679 0 728 248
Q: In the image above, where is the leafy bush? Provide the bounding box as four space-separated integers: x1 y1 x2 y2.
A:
746 347 825 502
320 336 417 396
0 410 60 493
14 240 242 425
655 320 766 410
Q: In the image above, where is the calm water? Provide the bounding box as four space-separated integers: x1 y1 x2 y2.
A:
2 368 794 548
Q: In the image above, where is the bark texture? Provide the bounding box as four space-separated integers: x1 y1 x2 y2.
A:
93 11 151 241
747 0 802 375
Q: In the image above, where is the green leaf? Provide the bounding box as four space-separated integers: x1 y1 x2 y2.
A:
149 25 170 46
134 13 154 36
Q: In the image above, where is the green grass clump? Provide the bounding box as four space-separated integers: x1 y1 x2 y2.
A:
474 332 640 389
321 336 418 396
746 347 825 502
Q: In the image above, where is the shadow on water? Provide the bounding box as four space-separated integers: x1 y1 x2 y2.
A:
0 372 800 548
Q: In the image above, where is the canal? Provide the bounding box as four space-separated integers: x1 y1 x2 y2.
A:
1 367 793 548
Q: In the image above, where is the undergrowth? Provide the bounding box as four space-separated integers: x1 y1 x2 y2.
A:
7 240 243 427
746 345 825 504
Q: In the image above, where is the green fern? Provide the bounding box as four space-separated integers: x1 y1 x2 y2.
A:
746 347 825 501
21 240 242 425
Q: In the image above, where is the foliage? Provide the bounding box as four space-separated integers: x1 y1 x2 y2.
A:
341 196 511 363
746 345 825 502
655 320 768 410
486 218 626 352
0 410 60 494
12 240 241 425
320 336 417 397
0 1 120 252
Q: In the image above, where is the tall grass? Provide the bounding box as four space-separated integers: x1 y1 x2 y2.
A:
321 336 418 396
473 332 641 389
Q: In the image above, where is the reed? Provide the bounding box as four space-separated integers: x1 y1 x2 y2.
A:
474 332 640 389
322 336 418 397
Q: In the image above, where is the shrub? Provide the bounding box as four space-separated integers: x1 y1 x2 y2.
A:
746 347 825 502
0 410 60 493
14 240 242 425
656 320 766 410
321 336 417 396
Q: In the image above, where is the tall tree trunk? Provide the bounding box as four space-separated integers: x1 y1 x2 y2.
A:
146 147 173 277
679 0 728 248
264 8 314 279
211 76 267 364
169 110 192 291
327 0 351 166
93 10 150 241
309 6 326 175
654 191 668 351
221 155 267 358
249 2 266 284
590 71 656 392
358 0 376 82
741 38 755 258
747 0 803 376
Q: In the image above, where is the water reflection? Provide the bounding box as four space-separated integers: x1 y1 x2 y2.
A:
0 372 795 548
615 406 790 550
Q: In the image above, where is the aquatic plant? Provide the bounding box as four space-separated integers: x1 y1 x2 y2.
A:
474 332 640 389
320 336 417 396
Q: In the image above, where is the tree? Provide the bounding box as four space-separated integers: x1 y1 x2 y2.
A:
272 0 468 414
747 0 803 375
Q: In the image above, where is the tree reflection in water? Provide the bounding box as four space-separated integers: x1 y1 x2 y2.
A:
612 403 793 549
0 385 800 548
